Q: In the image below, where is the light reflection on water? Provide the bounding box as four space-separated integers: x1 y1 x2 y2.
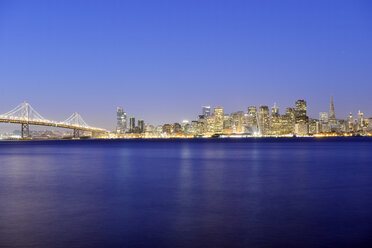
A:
0 139 372 248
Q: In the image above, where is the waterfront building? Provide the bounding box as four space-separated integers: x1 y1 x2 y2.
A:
339 120 348 133
197 121 206 135
162 124 172 134
214 107 224 133
155 125 163 135
138 119 144 133
145 124 154 133
116 107 127 134
183 123 191 134
231 111 245 133
223 114 231 130
206 115 215 133
319 112 328 123
278 115 293 135
190 121 198 134
280 107 295 134
322 123 331 133
308 119 318 134
197 115 208 134
258 106 270 135
173 123 182 133
129 117 136 132
295 122 309 135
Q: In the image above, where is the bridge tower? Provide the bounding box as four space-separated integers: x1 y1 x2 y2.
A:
73 129 80 138
21 124 30 138
63 112 89 138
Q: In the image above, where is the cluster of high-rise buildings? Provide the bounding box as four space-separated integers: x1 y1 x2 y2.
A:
115 97 371 138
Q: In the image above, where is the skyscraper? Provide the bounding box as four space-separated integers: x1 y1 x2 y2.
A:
129 117 136 132
247 106 258 132
319 112 328 123
116 106 127 134
202 106 211 117
281 107 295 134
213 106 224 133
329 96 336 123
138 119 144 133
348 113 354 132
270 104 281 135
271 103 279 115
358 110 365 130
258 106 270 135
295 99 308 123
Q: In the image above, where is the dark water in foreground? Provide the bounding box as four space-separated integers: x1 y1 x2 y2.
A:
0 138 372 248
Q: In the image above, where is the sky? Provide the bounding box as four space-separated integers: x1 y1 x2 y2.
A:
0 0 371 130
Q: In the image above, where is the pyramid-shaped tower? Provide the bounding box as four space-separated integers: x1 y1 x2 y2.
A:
329 96 336 123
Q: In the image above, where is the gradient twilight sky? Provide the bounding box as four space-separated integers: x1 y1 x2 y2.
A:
0 0 371 129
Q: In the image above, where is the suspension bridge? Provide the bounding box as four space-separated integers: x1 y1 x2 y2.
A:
0 102 107 138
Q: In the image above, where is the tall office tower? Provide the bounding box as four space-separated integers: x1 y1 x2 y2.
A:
308 119 319 134
190 121 198 134
197 115 207 134
270 104 281 135
319 112 329 123
271 103 279 115
162 124 172 134
213 106 224 133
116 107 127 134
138 119 144 133
277 107 295 135
358 110 365 130
182 120 190 132
231 111 245 133
223 114 231 129
329 96 336 123
206 115 215 133
348 113 354 132
173 123 182 133
285 107 296 123
247 106 258 130
295 99 308 123
129 117 136 132
202 106 211 117
258 106 270 135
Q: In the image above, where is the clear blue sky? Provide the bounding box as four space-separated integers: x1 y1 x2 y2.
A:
0 0 371 129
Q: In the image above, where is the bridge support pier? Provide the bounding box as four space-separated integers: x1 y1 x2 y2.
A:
73 129 80 138
21 123 30 139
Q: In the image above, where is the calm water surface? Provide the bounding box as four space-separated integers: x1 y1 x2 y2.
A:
0 138 372 248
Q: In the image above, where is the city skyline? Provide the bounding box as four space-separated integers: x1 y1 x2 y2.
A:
113 96 371 138
1 0 372 129
115 95 369 126
0 95 370 135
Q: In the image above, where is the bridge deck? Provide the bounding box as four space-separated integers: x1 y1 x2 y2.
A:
0 118 106 132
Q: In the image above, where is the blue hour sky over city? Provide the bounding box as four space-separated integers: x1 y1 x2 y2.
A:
0 0 371 129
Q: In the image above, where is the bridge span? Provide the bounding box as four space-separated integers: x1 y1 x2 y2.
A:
0 102 107 138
